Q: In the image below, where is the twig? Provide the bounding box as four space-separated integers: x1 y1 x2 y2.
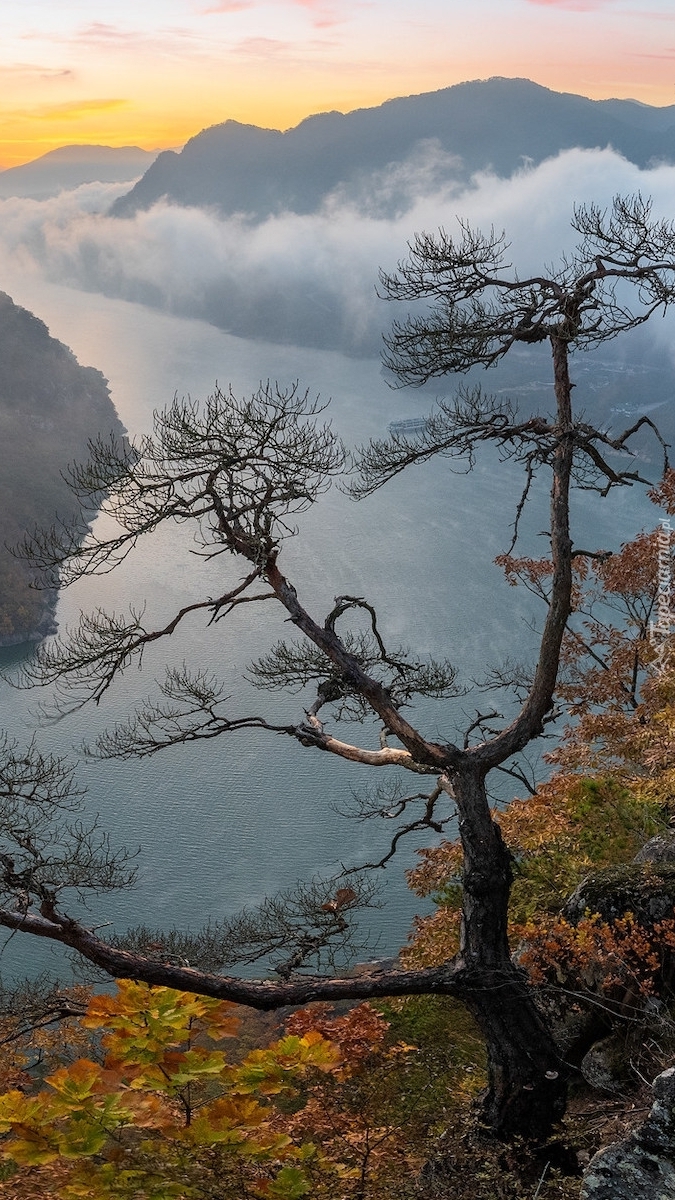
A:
532 1161 550 1199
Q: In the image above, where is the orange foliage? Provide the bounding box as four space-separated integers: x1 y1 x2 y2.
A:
517 912 675 1000
648 466 675 515
279 1004 424 1197
285 1004 390 1072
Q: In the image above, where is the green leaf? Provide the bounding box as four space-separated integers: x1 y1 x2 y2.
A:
264 1165 313 1199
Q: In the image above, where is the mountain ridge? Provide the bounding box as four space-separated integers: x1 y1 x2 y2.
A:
0 145 158 200
110 77 675 220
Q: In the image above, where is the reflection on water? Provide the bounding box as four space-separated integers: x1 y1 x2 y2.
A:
0 274 662 981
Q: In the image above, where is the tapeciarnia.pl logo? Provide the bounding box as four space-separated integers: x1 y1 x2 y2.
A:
649 517 674 671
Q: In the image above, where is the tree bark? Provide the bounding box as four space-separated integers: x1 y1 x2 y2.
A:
452 765 566 1140
430 331 575 1138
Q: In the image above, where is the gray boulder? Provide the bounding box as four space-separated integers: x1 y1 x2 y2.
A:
581 1067 675 1199
564 863 675 926
635 834 675 865
580 1034 631 1094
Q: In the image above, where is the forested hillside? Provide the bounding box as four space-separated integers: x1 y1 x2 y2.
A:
0 292 123 643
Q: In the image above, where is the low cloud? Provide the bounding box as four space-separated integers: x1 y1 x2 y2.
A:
1 145 675 357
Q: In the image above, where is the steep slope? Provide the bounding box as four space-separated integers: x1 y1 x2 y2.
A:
0 293 124 643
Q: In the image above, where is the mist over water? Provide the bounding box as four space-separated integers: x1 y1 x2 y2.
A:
0 145 669 979
3 146 675 357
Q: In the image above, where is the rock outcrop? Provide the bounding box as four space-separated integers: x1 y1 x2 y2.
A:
564 862 675 927
582 1067 675 1199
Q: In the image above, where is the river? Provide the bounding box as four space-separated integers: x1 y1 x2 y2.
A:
0 271 661 982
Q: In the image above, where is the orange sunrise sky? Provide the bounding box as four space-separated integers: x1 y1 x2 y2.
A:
2 0 675 169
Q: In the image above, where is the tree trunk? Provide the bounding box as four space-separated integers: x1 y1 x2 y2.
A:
453 765 567 1140
454 329 572 1139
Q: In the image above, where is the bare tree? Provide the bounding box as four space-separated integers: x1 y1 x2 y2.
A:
4 196 675 1140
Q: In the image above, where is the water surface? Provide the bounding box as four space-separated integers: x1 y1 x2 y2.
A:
0 274 660 980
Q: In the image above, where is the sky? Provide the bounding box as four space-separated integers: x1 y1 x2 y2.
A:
1 0 675 168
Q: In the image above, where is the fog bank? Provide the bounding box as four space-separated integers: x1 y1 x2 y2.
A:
2 148 675 356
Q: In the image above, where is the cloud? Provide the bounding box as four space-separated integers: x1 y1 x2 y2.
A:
307 12 342 30
524 0 616 9
2 145 675 360
201 1 254 10
287 0 342 24
201 0 342 28
71 22 136 45
233 35 336 59
19 22 134 48
234 36 292 56
32 98 127 121
0 98 128 130
0 63 74 80
31 21 211 61
203 0 334 9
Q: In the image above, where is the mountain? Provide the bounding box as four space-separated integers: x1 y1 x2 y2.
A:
0 293 124 644
111 78 675 220
0 145 158 200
